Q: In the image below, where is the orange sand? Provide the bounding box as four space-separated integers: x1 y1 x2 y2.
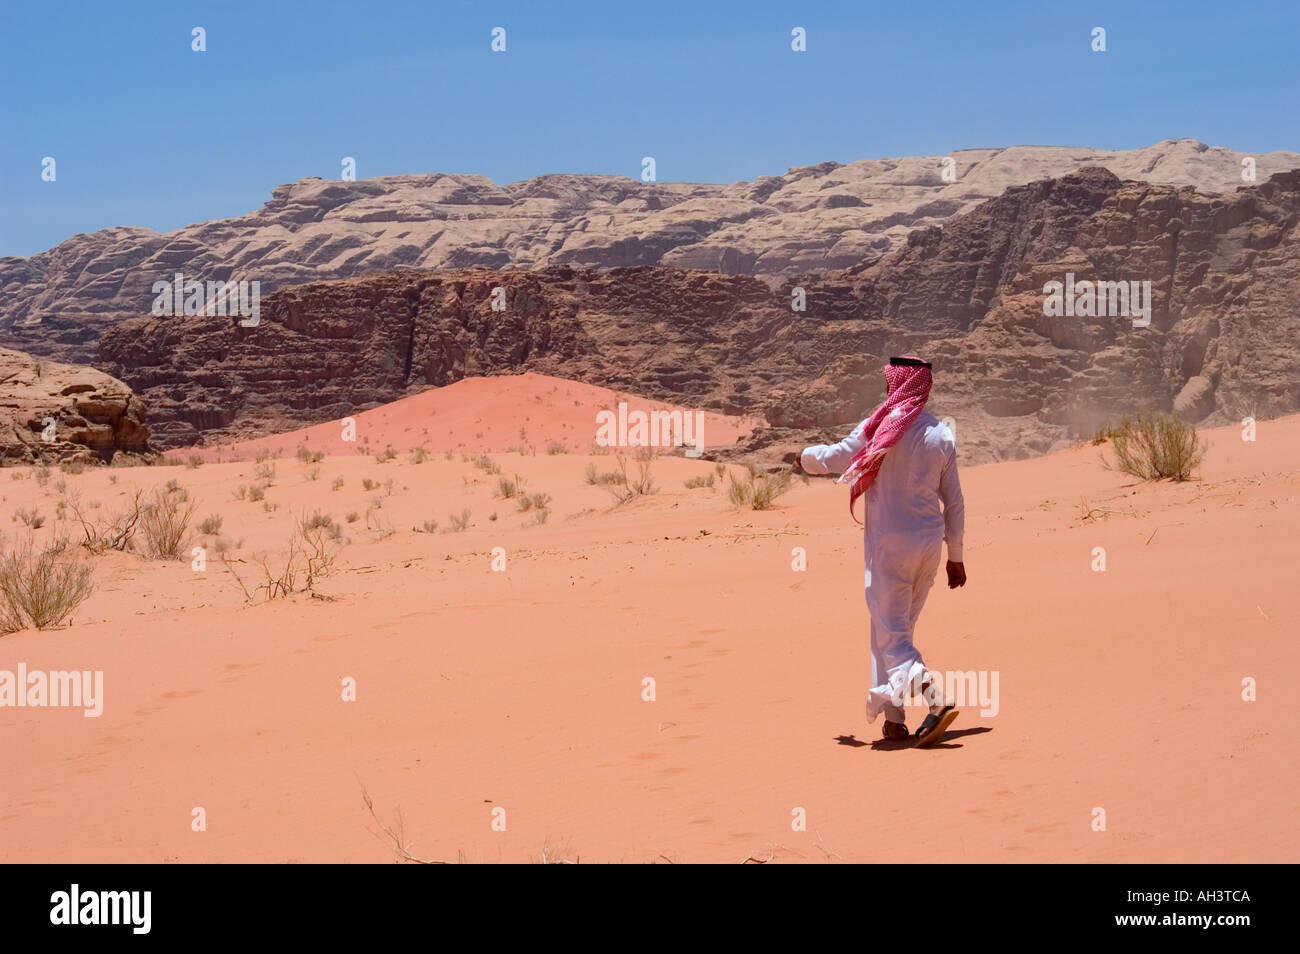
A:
182 372 762 461
1 377 1295 863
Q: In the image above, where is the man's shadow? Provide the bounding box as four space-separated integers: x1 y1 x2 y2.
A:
835 726 993 751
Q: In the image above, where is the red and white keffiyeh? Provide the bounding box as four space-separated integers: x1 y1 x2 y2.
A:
840 357 933 522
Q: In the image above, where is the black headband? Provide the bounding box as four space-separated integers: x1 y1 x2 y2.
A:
888 356 932 369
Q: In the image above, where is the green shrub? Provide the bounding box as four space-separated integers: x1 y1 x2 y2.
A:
1103 412 1205 480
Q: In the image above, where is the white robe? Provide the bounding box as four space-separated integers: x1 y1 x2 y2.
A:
801 410 965 722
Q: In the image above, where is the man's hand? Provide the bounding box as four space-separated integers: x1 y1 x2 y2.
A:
946 560 966 589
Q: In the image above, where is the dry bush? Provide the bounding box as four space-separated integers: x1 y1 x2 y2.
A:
517 492 550 513
69 489 143 553
729 464 793 510
296 446 324 464
584 463 623 486
546 442 566 455
471 454 501 475
247 483 266 502
222 512 341 602
186 455 203 469
0 539 94 633
447 509 471 532
138 486 197 560
1103 412 1206 480
253 461 276 482
602 451 658 504
14 507 44 529
684 474 715 489
199 514 223 535
331 476 344 491
497 475 525 499
409 447 429 464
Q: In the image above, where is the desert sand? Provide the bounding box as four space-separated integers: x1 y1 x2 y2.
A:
1 374 1294 863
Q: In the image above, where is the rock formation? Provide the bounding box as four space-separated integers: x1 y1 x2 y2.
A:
97 165 1300 462
0 348 151 463
5 140 1296 366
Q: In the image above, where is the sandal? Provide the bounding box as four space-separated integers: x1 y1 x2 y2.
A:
914 705 958 748
881 720 909 741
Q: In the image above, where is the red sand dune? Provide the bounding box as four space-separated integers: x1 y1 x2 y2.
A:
182 372 761 461
1 378 1295 863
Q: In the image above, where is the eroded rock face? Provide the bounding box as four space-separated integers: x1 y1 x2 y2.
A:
96 165 1300 463
5 139 1297 366
0 348 150 463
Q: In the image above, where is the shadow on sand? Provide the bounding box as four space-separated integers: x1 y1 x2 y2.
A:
835 726 993 751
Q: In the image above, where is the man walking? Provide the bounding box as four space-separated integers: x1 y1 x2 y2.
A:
800 356 966 747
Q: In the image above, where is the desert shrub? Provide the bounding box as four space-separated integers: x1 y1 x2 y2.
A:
546 442 567 455
223 517 340 602
447 509 471 532
186 455 204 469
376 446 398 463
471 454 501 475
14 507 44 529
263 501 280 513
415 519 439 533
301 511 343 542
361 478 378 491
497 475 525 499
684 474 715 489
517 492 551 513
409 447 429 464
138 486 197 559
296 446 325 464
247 483 266 502
253 461 276 482
60 459 88 475
1103 412 1205 480
199 514 223 535
584 463 623 486
728 465 793 510
34 466 51 488
593 453 657 504
0 539 94 633
68 489 142 554
331 476 344 491
346 511 359 523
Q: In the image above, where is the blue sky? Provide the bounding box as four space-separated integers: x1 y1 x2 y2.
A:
2 0 1296 256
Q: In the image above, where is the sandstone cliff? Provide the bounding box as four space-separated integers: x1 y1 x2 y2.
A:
97 166 1300 462
0 348 150 463
6 140 1296 367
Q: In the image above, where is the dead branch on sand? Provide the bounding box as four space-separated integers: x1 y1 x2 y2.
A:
360 785 451 864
